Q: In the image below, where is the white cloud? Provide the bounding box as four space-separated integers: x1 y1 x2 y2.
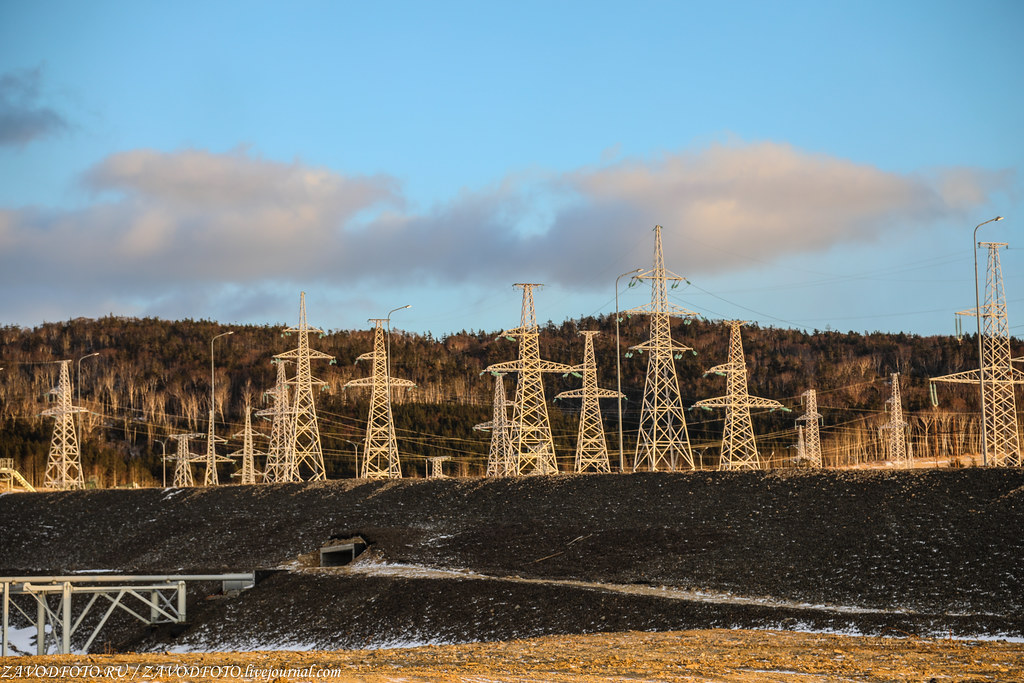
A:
0 141 1009 326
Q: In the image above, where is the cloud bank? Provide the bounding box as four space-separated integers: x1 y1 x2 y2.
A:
0 141 1008 324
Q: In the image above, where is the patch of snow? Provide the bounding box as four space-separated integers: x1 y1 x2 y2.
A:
2 625 38 656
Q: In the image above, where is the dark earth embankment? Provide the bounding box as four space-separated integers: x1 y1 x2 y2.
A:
1 469 1022 651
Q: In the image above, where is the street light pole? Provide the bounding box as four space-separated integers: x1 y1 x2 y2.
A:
615 268 643 473
973 216 1004 466
76 352 100 405
157 439 167 488
344 439 361 477
209 330 235 455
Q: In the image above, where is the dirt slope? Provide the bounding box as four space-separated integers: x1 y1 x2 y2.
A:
1 469 1022 651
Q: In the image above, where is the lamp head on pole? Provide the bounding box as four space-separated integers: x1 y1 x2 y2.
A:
995 216 1004 221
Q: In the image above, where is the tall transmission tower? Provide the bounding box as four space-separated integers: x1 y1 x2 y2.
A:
345 319 415 479
169 433 204 488
258 360 297 483
485 284 571 475
555 331 623 473
231 400 264 485
42 360 87 490
693 321 784 470
883 373 909 468
796 389 823 468
933 242 1023 466
626 225 698 472
475 373 515 477
274 292 334 481
200 418 231 486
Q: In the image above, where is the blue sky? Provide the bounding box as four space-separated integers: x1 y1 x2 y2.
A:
0 1 1021 338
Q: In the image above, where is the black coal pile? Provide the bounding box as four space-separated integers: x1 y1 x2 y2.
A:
1 469 1021 651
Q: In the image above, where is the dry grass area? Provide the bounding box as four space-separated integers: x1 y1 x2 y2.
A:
9 629 1023 682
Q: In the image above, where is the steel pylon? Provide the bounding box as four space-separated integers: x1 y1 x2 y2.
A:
42 360 88 490
169 433 204 488
274 292 333 480
796 389 823 468
426 456 450 479
345 319 415 479
476 373 515 477
625 226 698 472
485 284 571 475
694 321 784 470
933 242 1022 466
257 359 298 483
555 331 623 473
200 413 231 486
231 400 264 485
883 373 909 468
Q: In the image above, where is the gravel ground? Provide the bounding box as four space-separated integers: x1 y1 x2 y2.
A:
5 629 1024 682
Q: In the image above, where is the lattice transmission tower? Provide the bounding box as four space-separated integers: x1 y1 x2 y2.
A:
933 242 1023 466
200 418 231 486
485 284 571 475
475 373 515 477
169 433 204 488
258 360 297 483
231 400 264 485
694 321 784 470
796 389 823 468
555 331 622 473
42 360 88 490
345 319 415 479
883 373 909 468
426 456 450 479
274 292 334 480
626 225 698 472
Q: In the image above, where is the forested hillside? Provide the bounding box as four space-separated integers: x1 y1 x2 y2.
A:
0 315 1017 487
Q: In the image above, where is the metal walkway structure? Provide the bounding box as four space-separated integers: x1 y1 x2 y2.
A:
1 573 254 656
0 459 35 492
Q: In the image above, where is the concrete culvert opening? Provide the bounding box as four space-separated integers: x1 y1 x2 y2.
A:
319 535 368 567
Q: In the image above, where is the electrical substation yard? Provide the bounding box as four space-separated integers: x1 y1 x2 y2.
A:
0 470 1022 661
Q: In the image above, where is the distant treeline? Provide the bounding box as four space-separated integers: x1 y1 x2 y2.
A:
0 315 1017 486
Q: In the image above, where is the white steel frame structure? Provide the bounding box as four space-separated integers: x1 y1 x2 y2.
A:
933 242 1022 466
694 321 783 470
796 389 823 468
555 331 622 473
346 319 415 479
626 226 698 472
476 373 515 477
42 361 87 490
258 360 297 483
485 284 571 476
274 292 333 481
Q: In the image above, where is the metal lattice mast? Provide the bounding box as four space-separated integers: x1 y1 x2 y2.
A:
795 425 806 462
476 373 515 477
169 433 203 488
555 331 623 473
232 400 264 485
796 389 823 468
42 360 87 490
694 321 783 470
426 456 450 479
201 415 231 486
932 242 1023 466
274 292 333 480
883 373 909 468
345 319 415 479
485 284 571 475
626 226 698 472
258 360 297 483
